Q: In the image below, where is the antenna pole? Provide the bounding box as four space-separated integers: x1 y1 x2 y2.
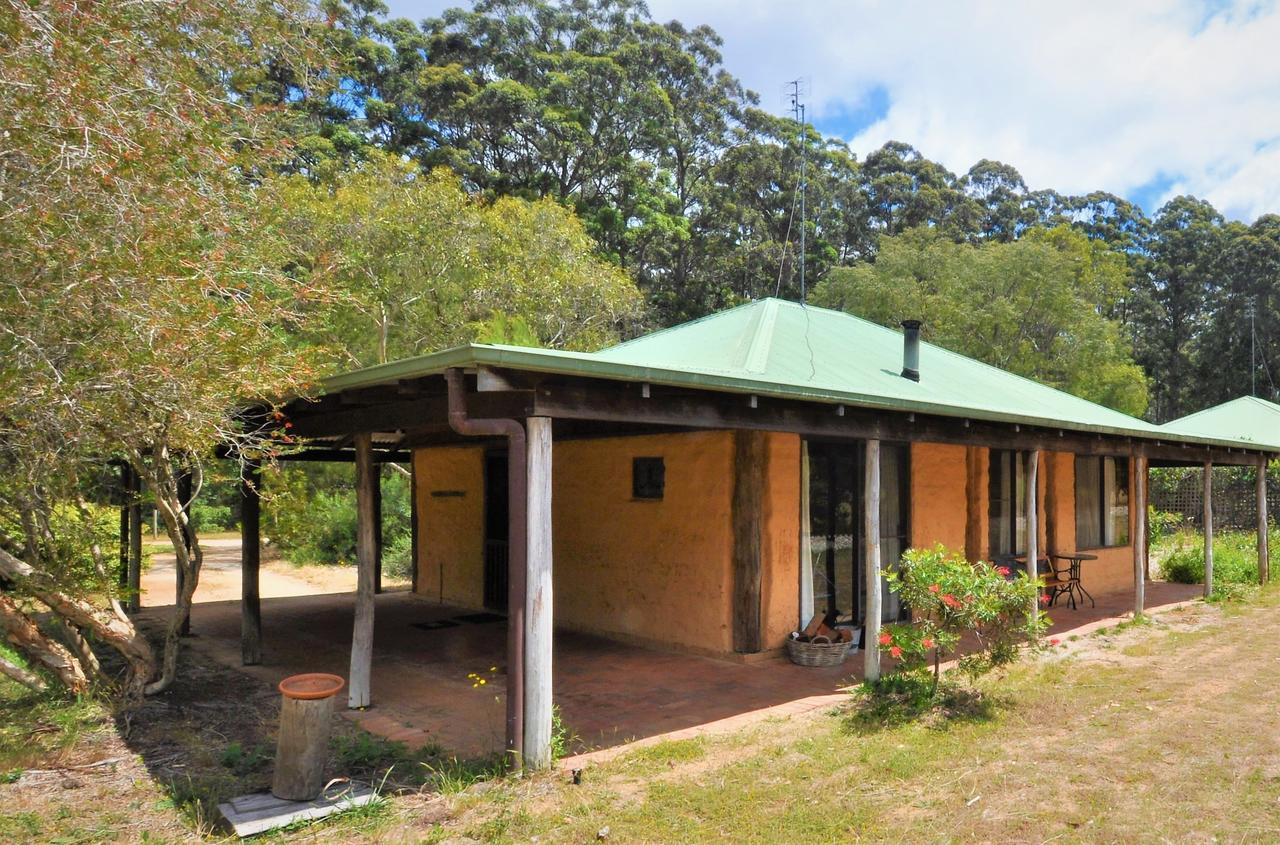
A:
789 80 807 301
1252 301 1258 397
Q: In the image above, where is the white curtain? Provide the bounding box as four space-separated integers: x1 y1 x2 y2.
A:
1076 456 1102 547
799 441 814 628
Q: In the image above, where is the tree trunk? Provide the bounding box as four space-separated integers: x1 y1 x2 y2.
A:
0 653 46 692
41 616 102 684
129 449 204 697
0 593 88 694
0 547 154 699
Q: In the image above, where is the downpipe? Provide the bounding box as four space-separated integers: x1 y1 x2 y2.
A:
444 368 527 768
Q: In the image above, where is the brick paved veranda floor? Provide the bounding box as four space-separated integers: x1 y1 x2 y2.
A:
140 580 1201 759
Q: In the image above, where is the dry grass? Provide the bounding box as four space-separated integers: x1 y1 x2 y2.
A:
435 592 1280 844
5 590 1280 842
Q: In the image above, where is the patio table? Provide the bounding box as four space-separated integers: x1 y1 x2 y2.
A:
1048 552 1097 610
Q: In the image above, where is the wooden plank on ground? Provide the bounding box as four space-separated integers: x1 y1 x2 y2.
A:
218 783 377 837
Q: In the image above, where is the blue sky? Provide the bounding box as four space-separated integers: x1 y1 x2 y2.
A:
384 0 1280 222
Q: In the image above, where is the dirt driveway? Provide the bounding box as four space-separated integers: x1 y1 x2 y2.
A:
140 537 361 607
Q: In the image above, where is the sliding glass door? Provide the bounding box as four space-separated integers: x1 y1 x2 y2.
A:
805 440 910 628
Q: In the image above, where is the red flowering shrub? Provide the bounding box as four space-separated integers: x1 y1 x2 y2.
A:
877 545 1048 696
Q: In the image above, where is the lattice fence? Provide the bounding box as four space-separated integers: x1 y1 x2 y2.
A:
1149 466 1278 531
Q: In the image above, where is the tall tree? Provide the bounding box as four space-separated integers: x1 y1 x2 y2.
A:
0 0 329 697
267 155 643 366
1195 215 1280 406
860 141 978 238
1132 196 1228 420
811 226 1149 415
960 159 1033 241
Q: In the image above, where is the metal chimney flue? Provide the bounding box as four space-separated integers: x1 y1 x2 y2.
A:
901 320 922 382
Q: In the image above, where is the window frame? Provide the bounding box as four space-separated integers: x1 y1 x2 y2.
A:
988 449 1028 559
631 456 666 501
1074 455 1130 549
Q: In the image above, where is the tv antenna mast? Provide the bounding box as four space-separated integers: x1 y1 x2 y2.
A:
789 79 807 299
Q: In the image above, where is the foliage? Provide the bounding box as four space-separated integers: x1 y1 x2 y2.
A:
219 741 272 776
847 671 997 732
551 704 577 761
1156 527 1272 599
0 0 334 699
382 532 416 582
811 226 1149 414
332 730 503 794
266 155 643 367
876 545 1047 696
1147 507 1185 545
264 464 412 570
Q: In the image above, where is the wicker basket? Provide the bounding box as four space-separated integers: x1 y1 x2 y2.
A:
785 635 854 667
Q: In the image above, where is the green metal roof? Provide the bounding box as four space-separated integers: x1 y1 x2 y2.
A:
1162 396 1280 449
318 298 1278 452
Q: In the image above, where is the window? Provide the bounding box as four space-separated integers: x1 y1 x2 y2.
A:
988 450 1028 558
1075 456 1129 547
632 457 665 500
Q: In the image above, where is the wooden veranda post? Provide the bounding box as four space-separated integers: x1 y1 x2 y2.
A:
118 464 130 592
1258 456 1269 586
1204 460 1214 600
864 439 882 683
177 470 193 636
1133 452 1147 616
409 460 420 594
523 417 554 770
964 447 982 563
372 470 383 595
1026 450 1039 623
240 461 262 666
348 433 377 709
128 479 142 613
731 430 764 653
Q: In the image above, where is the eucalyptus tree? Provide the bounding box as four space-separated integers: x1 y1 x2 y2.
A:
1131 196 1229 420
267 154 643 367
0 0 331 698
811 226 1149 416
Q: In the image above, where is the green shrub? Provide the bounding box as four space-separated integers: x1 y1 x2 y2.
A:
1157 527 1274 598
190 502 234 533
219 741 271 775
1148 508 1184 545
382 531 414 581
265 464 412 568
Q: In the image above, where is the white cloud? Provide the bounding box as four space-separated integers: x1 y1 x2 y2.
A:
387 0 1280 221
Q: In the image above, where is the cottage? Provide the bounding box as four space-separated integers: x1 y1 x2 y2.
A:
227 299 1277 769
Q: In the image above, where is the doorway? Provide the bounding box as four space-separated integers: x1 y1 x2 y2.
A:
482 451 509 611
806 440 910 628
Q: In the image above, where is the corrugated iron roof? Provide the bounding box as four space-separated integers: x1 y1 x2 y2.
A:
1162 396 1280 449
318 298 1278 452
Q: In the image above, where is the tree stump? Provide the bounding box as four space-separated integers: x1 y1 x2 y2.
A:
273 673 344 801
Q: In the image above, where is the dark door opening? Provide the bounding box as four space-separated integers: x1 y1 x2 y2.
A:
807 440 911 629
483 451 509 612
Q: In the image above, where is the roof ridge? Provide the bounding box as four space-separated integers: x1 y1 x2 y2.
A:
1244 395 1280 411
601 299 766 352
1165 397 1255 426
740 298 780 373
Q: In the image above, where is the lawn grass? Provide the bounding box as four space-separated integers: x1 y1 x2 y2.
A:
6 589 1280 842
438 589 1280 844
